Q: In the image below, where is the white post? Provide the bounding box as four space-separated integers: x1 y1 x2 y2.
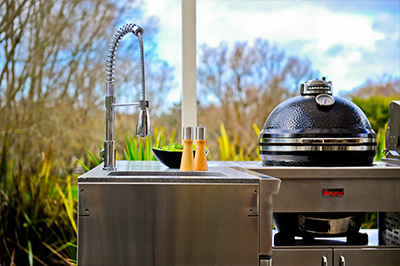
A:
181 0 197 140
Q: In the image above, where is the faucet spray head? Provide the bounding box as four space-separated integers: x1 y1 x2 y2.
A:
136 100 151 137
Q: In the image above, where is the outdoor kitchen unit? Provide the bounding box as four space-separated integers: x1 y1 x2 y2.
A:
77 161 400 266
77 24 399 265
77 75 400 266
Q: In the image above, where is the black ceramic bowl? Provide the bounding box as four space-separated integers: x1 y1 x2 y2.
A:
152 148 208 169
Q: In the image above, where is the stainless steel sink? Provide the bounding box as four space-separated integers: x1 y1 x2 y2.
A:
108 171 228 177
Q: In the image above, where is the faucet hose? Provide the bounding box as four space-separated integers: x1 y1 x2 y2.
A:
106 23 145 103
138 32 146 109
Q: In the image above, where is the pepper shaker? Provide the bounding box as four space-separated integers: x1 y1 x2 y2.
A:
194 124 208 171
180 127 195 171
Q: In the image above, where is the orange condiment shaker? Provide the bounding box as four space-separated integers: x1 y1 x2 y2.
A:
194 124 208 171
180 127 195 171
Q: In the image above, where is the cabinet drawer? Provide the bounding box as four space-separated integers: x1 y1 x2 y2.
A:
272 248 332 266
334 248 400 266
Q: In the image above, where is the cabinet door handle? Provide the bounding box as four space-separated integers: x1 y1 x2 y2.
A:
340 255 346 266
322 256 328 266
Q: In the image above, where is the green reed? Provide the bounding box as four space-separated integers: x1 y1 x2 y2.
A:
0 138 77 265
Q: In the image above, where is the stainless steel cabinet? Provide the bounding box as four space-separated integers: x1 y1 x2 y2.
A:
78 182 263 266
272 247 400 266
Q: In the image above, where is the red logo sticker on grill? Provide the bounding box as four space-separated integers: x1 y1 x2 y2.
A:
323 188 344 197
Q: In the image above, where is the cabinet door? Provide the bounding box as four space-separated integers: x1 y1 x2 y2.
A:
272 248 332 266
78 183 261 266
334 248 400 266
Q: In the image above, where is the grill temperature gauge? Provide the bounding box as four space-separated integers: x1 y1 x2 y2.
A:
316 94 335 106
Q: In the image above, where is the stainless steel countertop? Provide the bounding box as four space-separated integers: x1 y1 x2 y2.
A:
78 160 267 183
78 160 400 182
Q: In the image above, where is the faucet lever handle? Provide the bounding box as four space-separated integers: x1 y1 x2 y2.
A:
143 100 149 109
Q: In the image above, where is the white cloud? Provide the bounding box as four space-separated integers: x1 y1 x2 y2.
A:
143 0 182 65
143 0 182 102
142 0 398 97
374 12 400 41
197 1 385 53
196 1 392 92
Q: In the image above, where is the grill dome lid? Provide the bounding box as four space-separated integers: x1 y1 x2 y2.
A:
259 77 376 166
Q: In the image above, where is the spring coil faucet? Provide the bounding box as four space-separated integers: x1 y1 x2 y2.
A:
102 23 151 170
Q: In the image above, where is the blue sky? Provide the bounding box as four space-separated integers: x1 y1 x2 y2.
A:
143 0 400 102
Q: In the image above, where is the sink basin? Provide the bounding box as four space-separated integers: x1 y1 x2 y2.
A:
108 171 228 177
78 161 260 183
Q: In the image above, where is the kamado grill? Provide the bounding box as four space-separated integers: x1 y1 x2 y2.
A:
259 77 376 167
255 78 400 248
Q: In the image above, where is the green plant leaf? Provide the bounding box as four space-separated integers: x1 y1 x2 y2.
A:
28 240 33 266
76 159 90 172
123 149 130 161
253 123 261 160
56 184 77 234
131 135 140 160
85 148 100 165
252 123 260 136
218 136 225 161
169 130 176 146
219 123 230 160
154 127 160 148
124 135 134 160
145 137 152 160
23 212 41 238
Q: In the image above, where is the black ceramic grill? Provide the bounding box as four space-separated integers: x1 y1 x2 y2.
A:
259 77 377 166
259 77 378 245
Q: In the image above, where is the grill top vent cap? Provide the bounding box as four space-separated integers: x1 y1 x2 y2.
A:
300 77 333 96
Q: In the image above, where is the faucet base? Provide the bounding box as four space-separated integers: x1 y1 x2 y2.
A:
103 140 117 170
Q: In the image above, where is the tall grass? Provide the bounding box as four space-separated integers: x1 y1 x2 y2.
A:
123 134 156 161
0 138 77 265
124 127 176 161
218 123 261 161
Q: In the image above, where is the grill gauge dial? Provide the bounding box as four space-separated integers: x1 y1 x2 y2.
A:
316 94 335 106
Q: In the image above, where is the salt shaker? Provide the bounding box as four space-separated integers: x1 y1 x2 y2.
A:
194 124 208 171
